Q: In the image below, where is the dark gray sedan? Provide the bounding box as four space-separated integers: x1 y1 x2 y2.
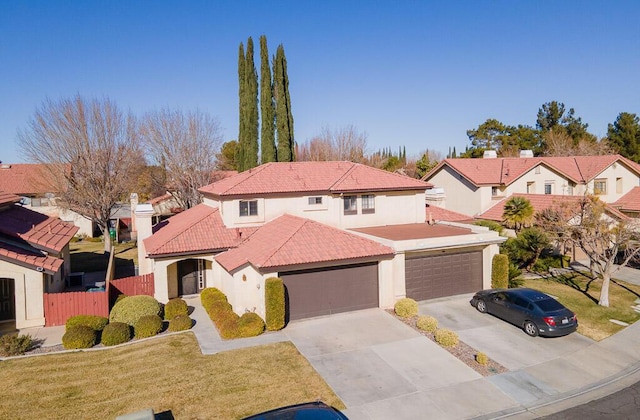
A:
470 288 578 337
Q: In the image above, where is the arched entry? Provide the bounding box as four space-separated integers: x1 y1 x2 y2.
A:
0 278 15 322
177 259 205 296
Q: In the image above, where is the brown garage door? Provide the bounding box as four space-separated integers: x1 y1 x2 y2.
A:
405 251 482 301
280 263 379 321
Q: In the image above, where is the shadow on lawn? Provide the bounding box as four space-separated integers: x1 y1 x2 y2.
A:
71 252 135 277
546 270 599 304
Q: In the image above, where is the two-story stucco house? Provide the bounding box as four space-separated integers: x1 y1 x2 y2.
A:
0 191 78 329
136 161 505 321
422 153 640 217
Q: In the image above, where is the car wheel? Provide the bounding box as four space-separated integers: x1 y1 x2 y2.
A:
524 321 539 337
476 299 487 313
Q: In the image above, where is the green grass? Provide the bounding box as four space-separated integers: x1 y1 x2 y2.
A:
0 333 344 419
70 240 138 278
523 273 640 341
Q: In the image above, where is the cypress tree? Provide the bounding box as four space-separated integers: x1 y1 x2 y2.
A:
236 42 246 171
260 35 276 163
244 37 259 169
273 44 294 162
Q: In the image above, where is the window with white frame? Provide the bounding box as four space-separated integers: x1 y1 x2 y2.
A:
567 183 574 195
343 195 357 215
526 182 535 194
239 200 258 217
362 194 375 214
616 177 623 194
544 182 553 195
594 179 607 195
308 196 323 205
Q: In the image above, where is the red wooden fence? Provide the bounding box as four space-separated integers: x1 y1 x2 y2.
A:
43 274 155 327
43 291 109 326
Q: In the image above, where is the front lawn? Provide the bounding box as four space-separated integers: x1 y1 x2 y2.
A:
0 333 344 419
524 273 640 341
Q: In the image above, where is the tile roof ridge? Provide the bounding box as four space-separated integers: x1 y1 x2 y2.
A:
329 161 357 190
151 204 217 250
219 164 270 195
259 214 307 266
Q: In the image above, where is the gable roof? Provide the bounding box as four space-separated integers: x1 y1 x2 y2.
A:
613 187 640 212
425 205 473 223
477 193 629 222
199 161 431 197
215 214 394 272
143 204 256 257
0 191 21 206
423 154 640 187
0 241 64 273
0 163 59 196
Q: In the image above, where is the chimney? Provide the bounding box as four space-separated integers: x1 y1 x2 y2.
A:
483 150 497 159
519 150 534 158
135 203 154 275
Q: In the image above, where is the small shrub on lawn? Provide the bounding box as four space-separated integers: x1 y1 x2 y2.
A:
394 298 418 318
416 315 438 333
164 298 188 320
62 325 97 349
101 322 131 346
201 287 227 307
168 315 193 332
110 295 161 327
265 277 285 331
476 352 489 366
238 312 265 337
0 334 33 356
434 329 459 347
134 315 163 339
65 315 109 332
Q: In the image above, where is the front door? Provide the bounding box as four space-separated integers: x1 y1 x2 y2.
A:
0 278 15 321
178 259 199 296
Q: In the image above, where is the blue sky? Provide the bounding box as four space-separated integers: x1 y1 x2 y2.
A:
1 1 639 163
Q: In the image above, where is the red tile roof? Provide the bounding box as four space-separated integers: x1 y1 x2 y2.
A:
0 163 60 195
614 187 640 212
199 161 431 197
424 155 640 187
0 241 63 273
216 214 394 272
0 205 79 253
425 205 473 223
143 204 256 257
351 223 474 241
477 194 629 222
0 191 21 206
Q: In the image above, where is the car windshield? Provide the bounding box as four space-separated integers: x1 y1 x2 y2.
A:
535 298 565 312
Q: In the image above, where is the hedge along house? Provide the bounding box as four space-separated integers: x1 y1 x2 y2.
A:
0 191 78 329
136 161 505 321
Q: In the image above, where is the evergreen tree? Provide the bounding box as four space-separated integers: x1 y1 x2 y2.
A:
274 44 294 161
236 42 246 171
244 37 259 169
607 112 640 162
260 35 276 163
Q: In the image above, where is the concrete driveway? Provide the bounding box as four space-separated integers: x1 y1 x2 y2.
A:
283 308 518 419
418 294 594 371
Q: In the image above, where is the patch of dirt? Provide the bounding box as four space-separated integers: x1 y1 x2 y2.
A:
387 310 508 377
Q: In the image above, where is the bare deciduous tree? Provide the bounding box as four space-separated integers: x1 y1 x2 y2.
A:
17 94 142 252
297 125 368 163
537 195 640 307
141 108 224 210
543 129 612 157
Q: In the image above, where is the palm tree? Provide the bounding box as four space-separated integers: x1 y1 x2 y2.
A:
502 196 534 233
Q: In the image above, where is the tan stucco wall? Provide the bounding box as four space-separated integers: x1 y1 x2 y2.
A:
0 261 45 329
426 166 481 215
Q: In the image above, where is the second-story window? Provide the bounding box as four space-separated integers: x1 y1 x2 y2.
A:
594 179 607 195
239 200 258 217
544 182 553 195
343 195 357 215
362 194 375 214
308 196 323 205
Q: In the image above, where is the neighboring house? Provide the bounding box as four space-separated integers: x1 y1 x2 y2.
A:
422 153 640 217
0 191 78 329
613 187 640 219
136 161 505 321
0 163 94 236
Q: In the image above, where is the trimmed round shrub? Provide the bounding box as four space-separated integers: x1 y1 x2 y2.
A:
218 312 241 340
394 298 418 318
265 277 285 331
201 287 227 307
109 295 161 327
134 314 163 339
114 294 128 306
238 312 265 338
65 315 109 332
101 322 131 346
416 315 438 333
0 333 33 356
476 352 489 366
62 325 97 349
434 329 459 347
164 298 188 320
168 315 193 332
207 300 234 324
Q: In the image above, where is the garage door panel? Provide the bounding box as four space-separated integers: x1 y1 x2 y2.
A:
282 263 378 321
405 251 482 301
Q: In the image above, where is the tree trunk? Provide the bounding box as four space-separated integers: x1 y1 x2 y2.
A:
598 273 610 307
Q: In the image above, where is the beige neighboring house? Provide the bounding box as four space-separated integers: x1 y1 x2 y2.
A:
0 191 78 329
135 161 505 321
422 153 640 217
0 163 94 237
